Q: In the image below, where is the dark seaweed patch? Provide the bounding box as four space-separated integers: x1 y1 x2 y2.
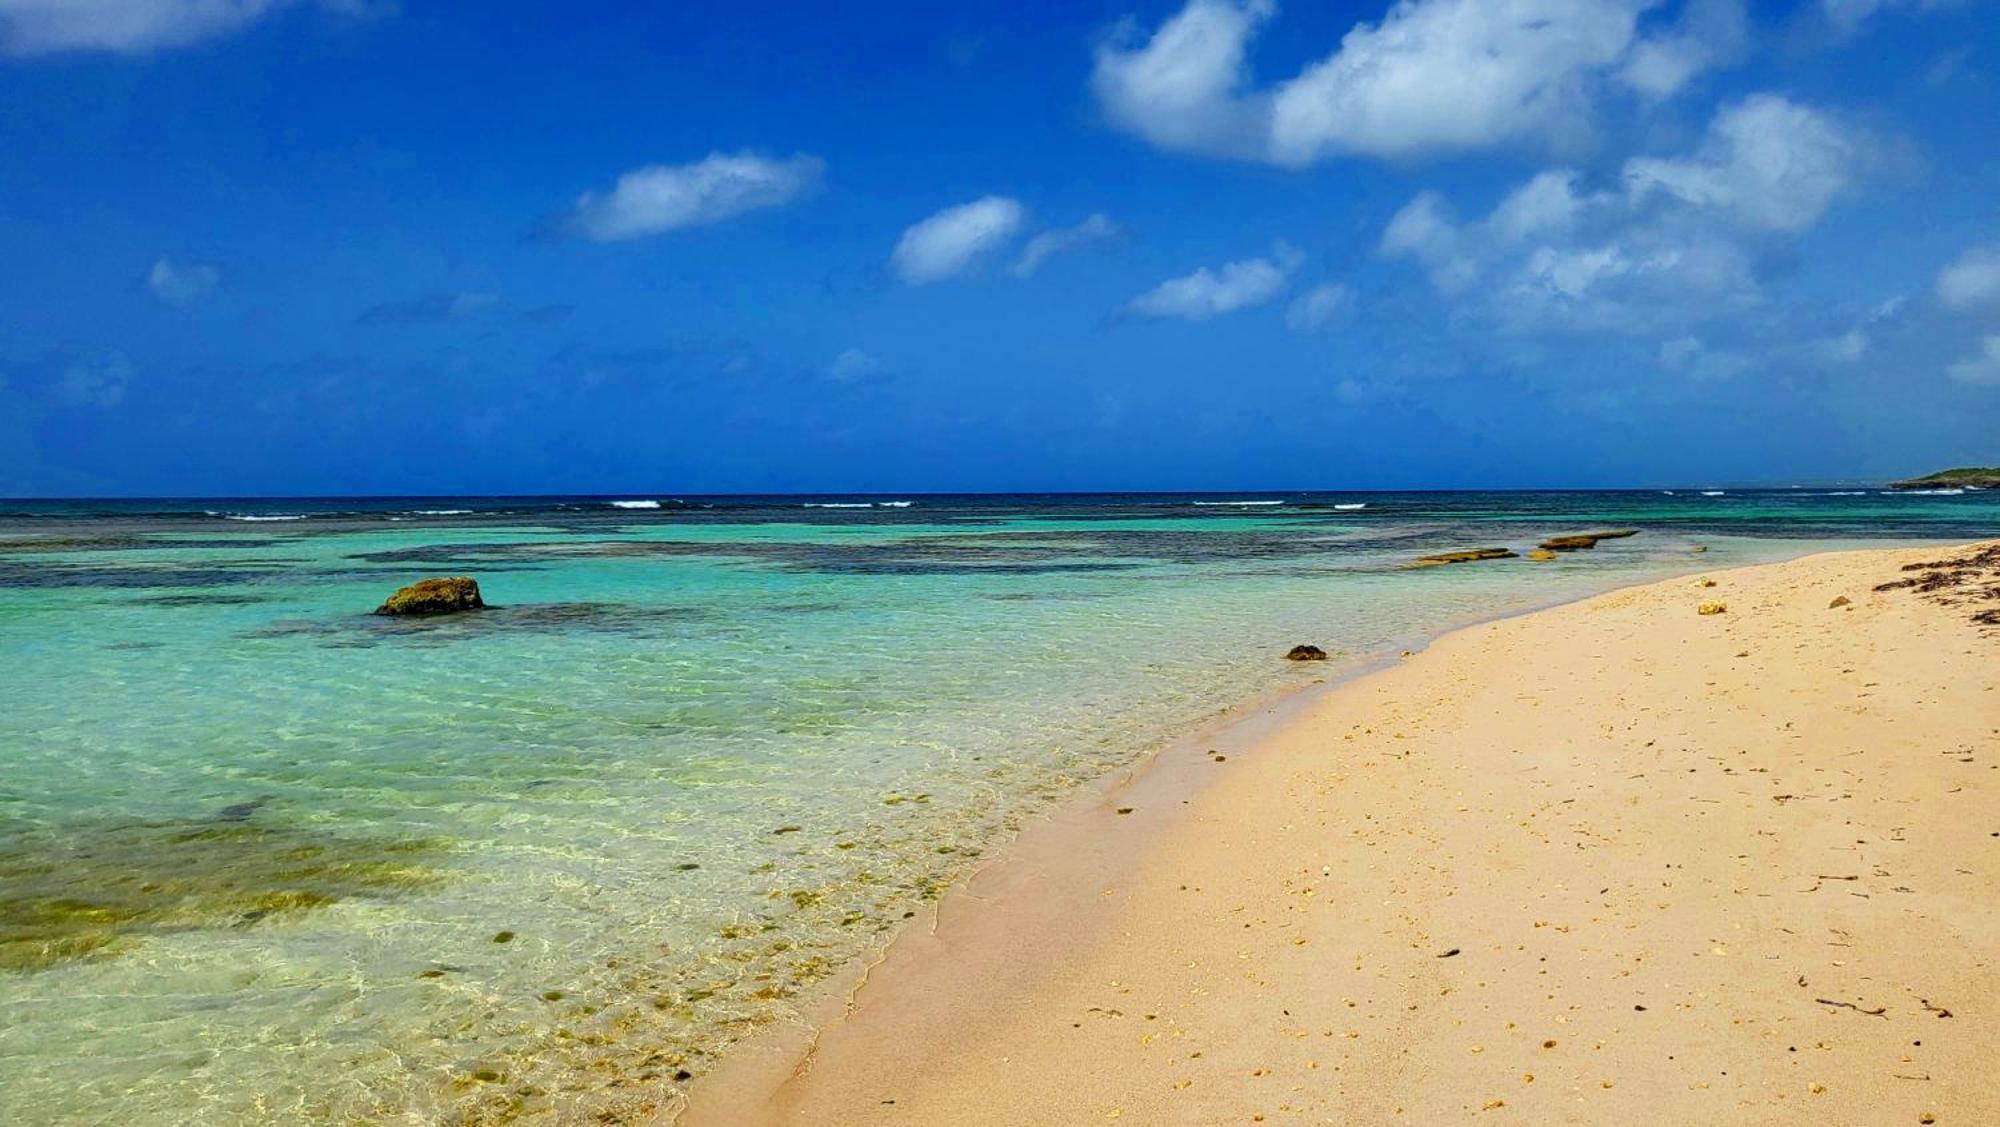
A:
0 561 291 590
0 820 441 971
241 602 712 646
1872 543 2000 629
0 535 281 555
345 527 1419 576
344 542 579 566
129 592 278 607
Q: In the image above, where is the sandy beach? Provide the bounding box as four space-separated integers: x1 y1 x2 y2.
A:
681 542 2000 1126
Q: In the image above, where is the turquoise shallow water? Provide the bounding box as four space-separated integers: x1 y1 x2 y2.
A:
0 490 1994 1123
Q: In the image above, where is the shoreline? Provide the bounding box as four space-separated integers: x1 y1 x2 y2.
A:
674 542 2000 1124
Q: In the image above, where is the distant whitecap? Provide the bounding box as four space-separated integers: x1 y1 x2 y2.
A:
609 500 662 509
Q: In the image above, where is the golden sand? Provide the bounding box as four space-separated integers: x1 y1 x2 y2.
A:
681 544 2000 1125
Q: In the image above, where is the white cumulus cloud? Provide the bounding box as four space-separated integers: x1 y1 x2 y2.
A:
1090 0 1736 167
890 196 1027 284
565 152 823 243
1090 0 1276 161
1268 0 1642 165
1623 94 1862 232
1013 213 1120 277
146 257 220 305
1936 244 2000 310
1123 243 1301 320
1379 95 1862 336
1378 96 1877 347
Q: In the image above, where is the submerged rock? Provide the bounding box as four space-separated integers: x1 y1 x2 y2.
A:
1408 547 1519 568
1526 549 1558 562
1285 644 1328 661
1538 529 1640 551
375 577 484 616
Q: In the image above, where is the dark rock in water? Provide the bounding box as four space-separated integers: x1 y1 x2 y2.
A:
1285 644 1328 661
375 577 484 616
1538 529 1640 551
1408 547 1518 568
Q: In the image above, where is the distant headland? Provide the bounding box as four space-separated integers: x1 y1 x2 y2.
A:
1886 466 2000 490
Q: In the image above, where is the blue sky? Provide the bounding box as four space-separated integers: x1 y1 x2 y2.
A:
1 0 1997 495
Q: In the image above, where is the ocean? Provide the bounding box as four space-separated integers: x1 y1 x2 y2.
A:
1 489 1993 1123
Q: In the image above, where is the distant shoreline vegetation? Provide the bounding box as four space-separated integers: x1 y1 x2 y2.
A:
1887 467 2000 491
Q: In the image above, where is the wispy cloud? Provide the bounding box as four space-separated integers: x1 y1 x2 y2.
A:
1122 242 1300 321
1618 0 1750 100
1819 0 1961 37
0 0 371 58
890 196 1026 284
563 152 823 243
827 348 889 383
1013 213 1120 277
354 292 500 327
145 257 220 306
1947 336 2000 385
516 303 575 326
1090 0 1734 168
1936 244 2000 310
1658 335 1753 381
53 352 132 408
1286 282 1353 333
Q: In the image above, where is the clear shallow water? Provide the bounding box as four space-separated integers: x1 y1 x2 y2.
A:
0 490 1994 1124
